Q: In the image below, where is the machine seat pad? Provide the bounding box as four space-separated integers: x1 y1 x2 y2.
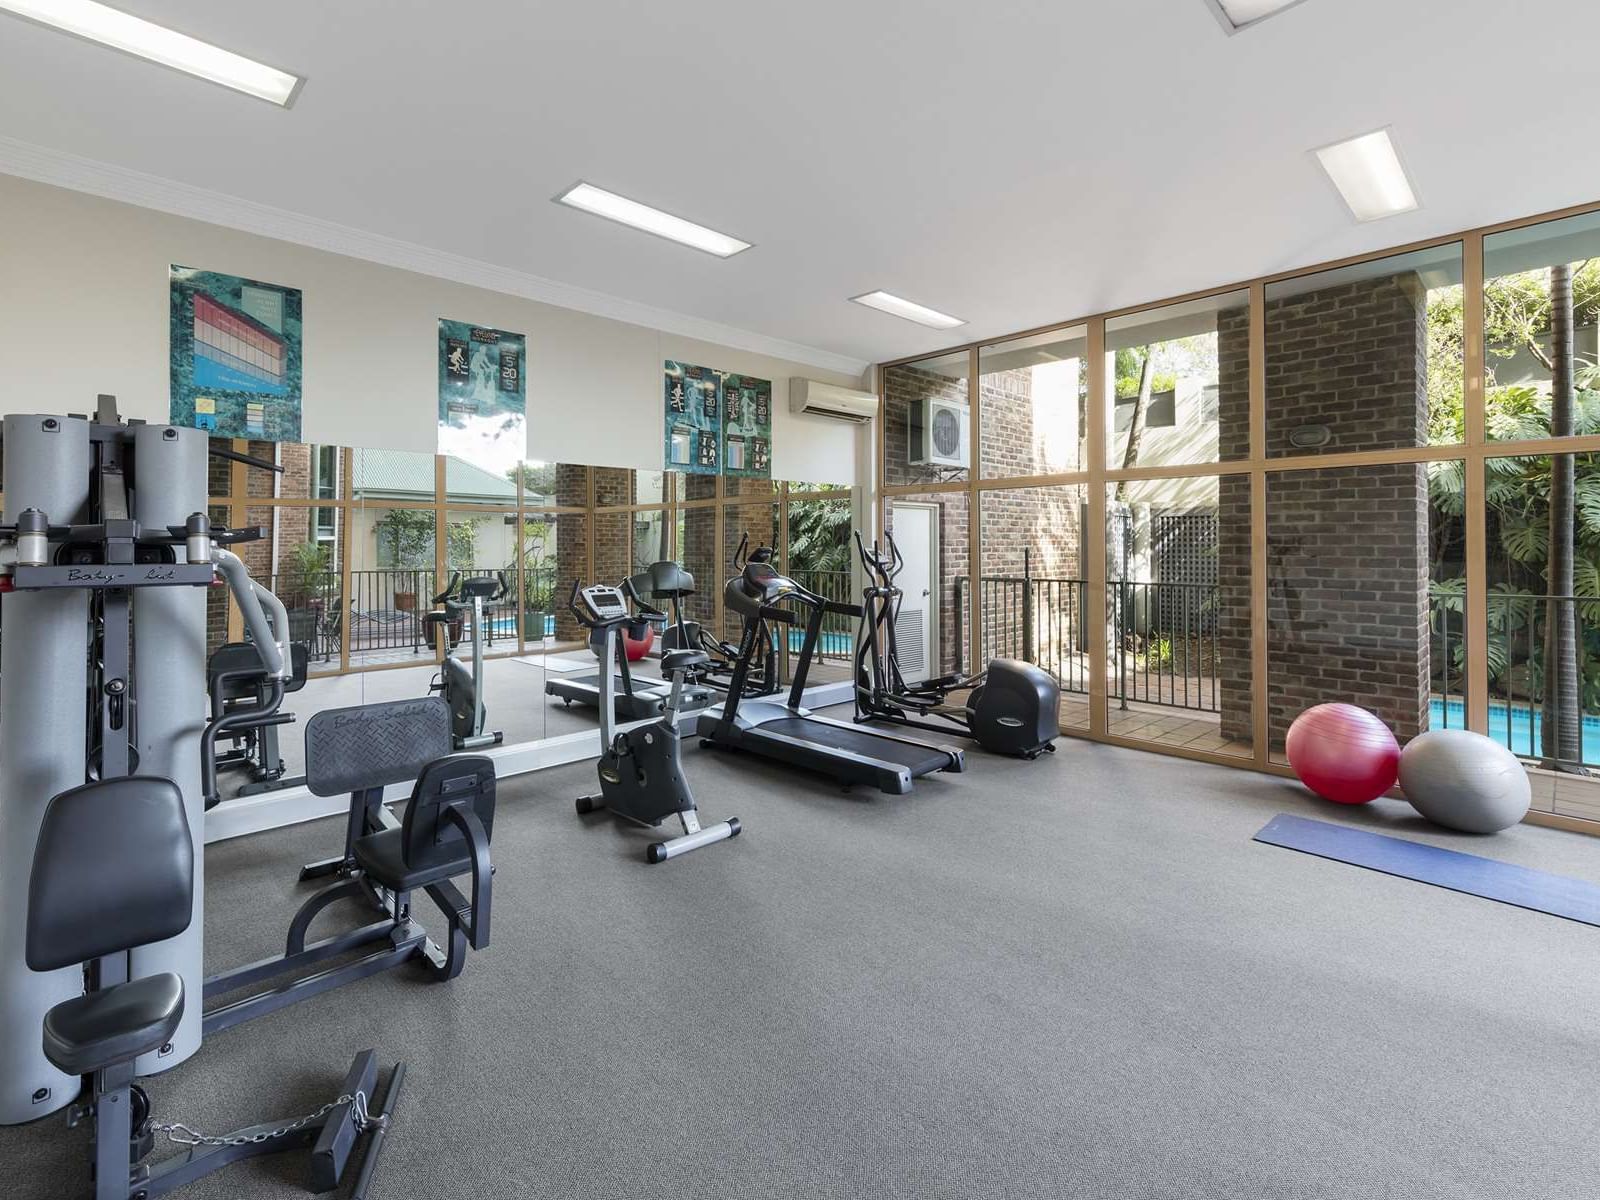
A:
661 649 710 673
352 827 473 893
42 973 184 1076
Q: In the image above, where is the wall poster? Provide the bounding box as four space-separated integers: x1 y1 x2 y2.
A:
664 360 721 475
169 265 303 441
720 373 772 479
438 319 526 477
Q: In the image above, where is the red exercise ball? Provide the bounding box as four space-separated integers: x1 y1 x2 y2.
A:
1286 703 1400 805
622 623 654 663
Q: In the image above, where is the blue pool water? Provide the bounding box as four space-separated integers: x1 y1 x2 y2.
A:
1429 697 1600 762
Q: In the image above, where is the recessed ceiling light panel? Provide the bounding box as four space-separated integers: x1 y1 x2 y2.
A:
1205 0 1310 33
0 0 302 106
850 291 967 331
555 183 751 258
1314 128 1419 222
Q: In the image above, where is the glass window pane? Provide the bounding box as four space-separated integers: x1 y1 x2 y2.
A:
444 508 519 655
548 512 590 646
787 494 854 684
1266 462 1462 761
679 472 719 503
1481 451 1596 783
978 485 1085 730
443 452 519 508
884 354 971 487
1107 294 1245 470
1264 245 1463 454
349 447 438 505
517 512 558 646
350 506 436 670
678 505 719 635
1483 212 1600 444
594 512 631 585
722 496 779 645
979 327 1087 479
1105 476 1250 756
516 460 586 508
632 509 667 572
244 504 345 676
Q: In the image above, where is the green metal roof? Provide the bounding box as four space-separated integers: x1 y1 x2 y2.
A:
350 450 517 504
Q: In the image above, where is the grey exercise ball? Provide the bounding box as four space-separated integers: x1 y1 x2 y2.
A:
1398 729 1531 834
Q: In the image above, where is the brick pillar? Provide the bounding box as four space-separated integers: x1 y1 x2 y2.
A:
553 466 588 643
1216 272 1431 750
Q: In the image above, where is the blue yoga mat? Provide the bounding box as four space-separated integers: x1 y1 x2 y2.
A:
1254 813 1600 928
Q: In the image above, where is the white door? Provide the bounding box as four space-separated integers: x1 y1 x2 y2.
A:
890 502 938 683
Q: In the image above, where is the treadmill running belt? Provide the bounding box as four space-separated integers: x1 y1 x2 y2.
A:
759 717 953 773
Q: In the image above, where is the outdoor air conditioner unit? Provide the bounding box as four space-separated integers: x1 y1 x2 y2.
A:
910 396 970 468
789 377 879 423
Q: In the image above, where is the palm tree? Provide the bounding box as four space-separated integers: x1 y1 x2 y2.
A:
1543 263 1583 770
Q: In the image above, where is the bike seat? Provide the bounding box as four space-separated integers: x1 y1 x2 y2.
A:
42 973 184 1076
662 649 709 674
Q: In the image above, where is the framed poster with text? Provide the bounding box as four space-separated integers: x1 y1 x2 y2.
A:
169 265 303 441
720 373 772 479
663 360 720 475
439 319 526 478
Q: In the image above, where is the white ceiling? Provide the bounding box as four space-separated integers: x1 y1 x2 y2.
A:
1 0 1596 374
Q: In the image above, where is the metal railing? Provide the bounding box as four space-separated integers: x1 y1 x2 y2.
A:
1108 581 1220 713
1432 589 1599 771
958 561 1220 714
263 566 563 663
788 567 854 662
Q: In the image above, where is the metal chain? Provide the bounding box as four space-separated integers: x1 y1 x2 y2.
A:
152 1089 385 1148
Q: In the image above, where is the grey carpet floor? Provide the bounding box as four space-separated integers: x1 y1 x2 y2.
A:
10 737 1600 1199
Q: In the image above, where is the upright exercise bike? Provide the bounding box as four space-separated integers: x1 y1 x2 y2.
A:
569 568 742 863
423 571 508 749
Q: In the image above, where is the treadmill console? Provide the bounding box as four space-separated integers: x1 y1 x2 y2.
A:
578 584 630 624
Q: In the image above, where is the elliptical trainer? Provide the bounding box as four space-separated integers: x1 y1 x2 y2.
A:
660 532 780 699
423 571 508 749
568 567 741 863
854 531 1060 758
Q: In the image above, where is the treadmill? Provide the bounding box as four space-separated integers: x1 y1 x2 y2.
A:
545 565 714 721
697 557 965 794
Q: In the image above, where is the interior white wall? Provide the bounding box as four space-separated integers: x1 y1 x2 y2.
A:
0 174 864 484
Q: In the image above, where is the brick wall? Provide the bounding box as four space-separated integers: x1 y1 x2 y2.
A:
1215 272 1431 747
883 364 969 488
552 466 589 642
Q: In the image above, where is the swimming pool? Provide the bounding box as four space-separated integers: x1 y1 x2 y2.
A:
1428 697 1600 764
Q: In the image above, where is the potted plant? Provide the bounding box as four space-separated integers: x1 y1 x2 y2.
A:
280 541 332 647
521 518 552 641
375 509 436 612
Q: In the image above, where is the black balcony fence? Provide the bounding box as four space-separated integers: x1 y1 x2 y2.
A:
1431 588 1600 771
959 554 1220 714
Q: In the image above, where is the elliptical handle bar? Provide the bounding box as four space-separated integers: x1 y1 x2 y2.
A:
884 531 905 580
495 570 510 601
433 571 463 606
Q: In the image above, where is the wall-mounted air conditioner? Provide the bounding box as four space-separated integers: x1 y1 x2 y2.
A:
789 377 879 422
909 396 969 468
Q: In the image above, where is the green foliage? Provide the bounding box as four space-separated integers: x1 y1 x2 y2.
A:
375 509 435 570
280 541 333 605
447 517 485 571
519 517 554 609
788 498 852 575
506 461 558 503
